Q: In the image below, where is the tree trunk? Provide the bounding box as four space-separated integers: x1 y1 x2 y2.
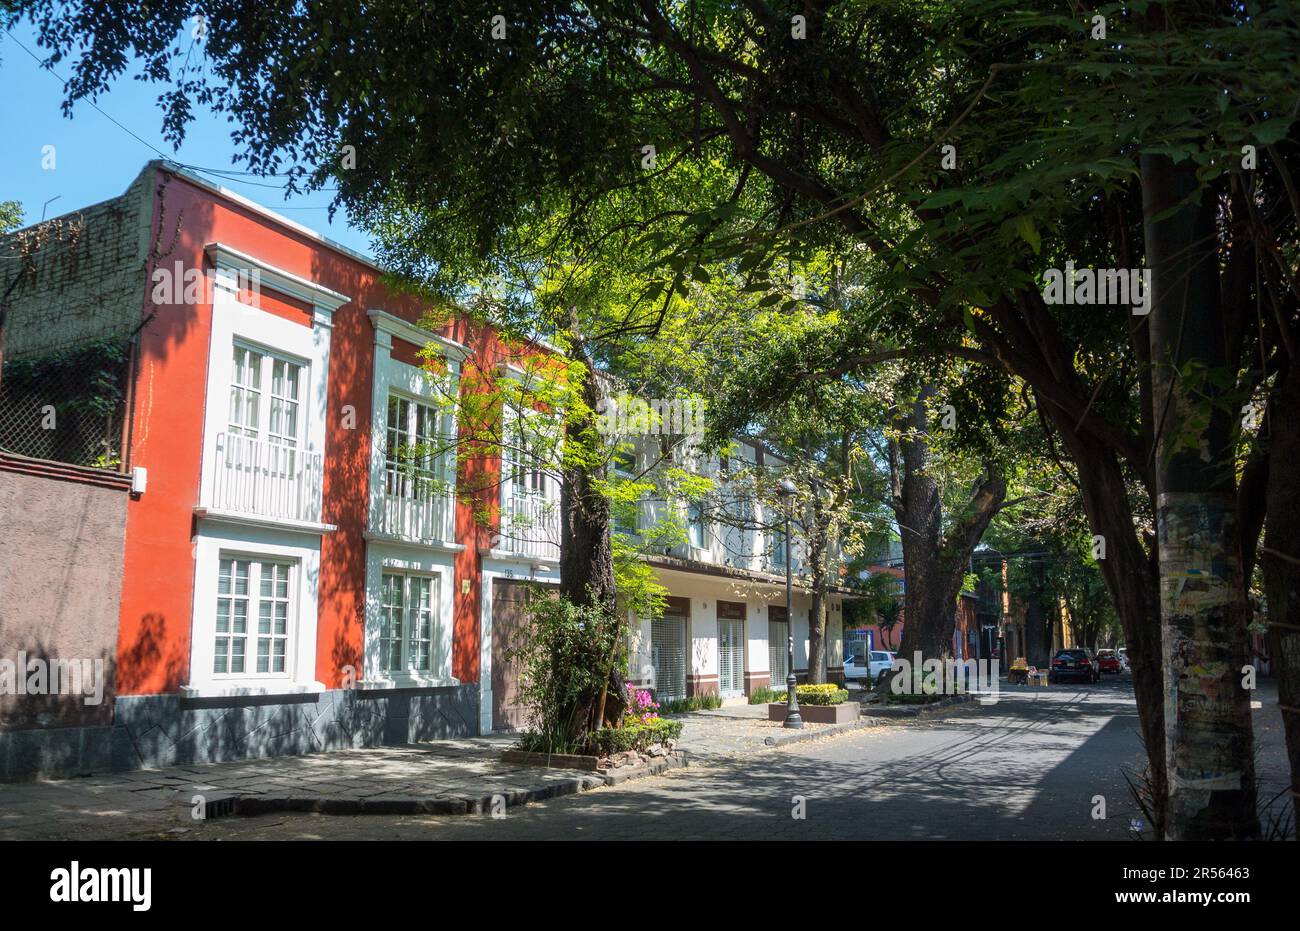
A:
891 389 1006 667
1142 154 1258 840
806 501 829 684
1044 405 1168 832
1261 360 1300 833
557 336 623 730
808 585 827 684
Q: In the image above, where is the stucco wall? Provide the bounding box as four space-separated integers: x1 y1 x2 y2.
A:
0 464 128 731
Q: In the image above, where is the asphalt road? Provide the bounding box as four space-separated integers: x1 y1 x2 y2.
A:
174 673 1292 841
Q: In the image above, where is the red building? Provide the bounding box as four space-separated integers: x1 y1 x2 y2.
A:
0 162 560 777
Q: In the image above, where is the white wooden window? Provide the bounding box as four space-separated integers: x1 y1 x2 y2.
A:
379 571 438 676
687 501 708 548
229 342 303 447
385 393 445 500
214 556 294 676
505 413 549 498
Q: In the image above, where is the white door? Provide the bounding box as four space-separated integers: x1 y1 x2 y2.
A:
718 618 744 697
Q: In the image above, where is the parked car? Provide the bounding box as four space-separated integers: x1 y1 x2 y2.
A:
1096 649 1122 674
844 650 896 681
1048 648 1101 684
1117 647 1130 670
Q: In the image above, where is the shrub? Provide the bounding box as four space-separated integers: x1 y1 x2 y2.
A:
763 684 850 705
580 718 684 757
506 593 626 755
658 693 723 714
748 686 783 705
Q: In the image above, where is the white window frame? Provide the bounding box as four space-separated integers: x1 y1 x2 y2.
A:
384 390 451 501
362 545 458 689
185 525 325 698
378 569 440 677
197 245 339 528
212 553 296 680
366 309 464 544
228 341 307 446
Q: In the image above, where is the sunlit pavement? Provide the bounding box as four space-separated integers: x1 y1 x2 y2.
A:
2 675 1285 841
163 675 1288 841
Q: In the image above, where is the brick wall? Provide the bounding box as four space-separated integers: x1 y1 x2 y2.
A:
0 167 154 358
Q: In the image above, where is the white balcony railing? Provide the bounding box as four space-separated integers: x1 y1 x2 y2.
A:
499 493 560 562
210 431 324 524
373 488 455 543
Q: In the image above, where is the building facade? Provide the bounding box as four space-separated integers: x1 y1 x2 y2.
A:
0 161 849 779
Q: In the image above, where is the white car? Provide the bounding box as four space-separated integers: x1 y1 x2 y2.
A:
845 650 896 682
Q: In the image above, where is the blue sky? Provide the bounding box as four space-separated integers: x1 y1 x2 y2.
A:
1 19 374 256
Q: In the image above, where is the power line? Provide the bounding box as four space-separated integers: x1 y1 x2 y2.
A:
5 29 339 205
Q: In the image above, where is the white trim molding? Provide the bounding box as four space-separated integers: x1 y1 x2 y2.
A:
196 269 334 527
205 242 352 319
366 308 463 546
362 542 459 688
367 308 470 360
478 558 561 733
185 520 327 697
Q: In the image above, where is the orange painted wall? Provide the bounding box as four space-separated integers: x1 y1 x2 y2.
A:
115 167 550 696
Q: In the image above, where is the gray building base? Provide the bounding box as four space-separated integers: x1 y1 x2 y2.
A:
0 684 480 782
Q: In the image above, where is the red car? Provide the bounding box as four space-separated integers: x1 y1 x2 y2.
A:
1097 649 1122 674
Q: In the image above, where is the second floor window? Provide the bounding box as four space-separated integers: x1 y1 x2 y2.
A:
687 501 708 549
505 414 550 500
386 393 445 500
229 343 302 448
771 529 788 568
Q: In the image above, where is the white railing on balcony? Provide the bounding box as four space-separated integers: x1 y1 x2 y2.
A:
373 488 455 543
500 492 561 562
211 431 324 524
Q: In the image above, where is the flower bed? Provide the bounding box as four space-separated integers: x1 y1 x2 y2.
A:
514 683 684 760
768 683 850 705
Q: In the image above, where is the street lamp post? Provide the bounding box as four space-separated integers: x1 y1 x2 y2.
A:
780 478 802 729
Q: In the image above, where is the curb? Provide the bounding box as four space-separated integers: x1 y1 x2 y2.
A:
760 693 980 748
218 752 687 818
600 750 688 785
860 693 978 718
763 717 877 748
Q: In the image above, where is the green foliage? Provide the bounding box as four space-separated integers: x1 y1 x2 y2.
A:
748 686 784 706
0 200 22 234
656 694 722 715
766 684 850 706
506 592 625 755
574 718 684 758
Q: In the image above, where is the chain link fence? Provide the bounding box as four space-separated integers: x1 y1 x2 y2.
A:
0 332 133 470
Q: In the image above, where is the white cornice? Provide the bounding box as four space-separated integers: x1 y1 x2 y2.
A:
205 242 352 316
367 308 470 360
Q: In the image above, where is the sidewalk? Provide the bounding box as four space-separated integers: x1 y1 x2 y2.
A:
0 736 631 840
0 700 925 840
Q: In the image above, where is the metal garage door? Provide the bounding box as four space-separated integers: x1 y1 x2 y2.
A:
651 614 687 702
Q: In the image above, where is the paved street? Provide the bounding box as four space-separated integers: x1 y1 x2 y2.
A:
3 675 1288 841
165 676 1290 841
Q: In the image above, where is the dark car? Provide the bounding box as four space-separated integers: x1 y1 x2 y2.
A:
1096 649 1122 674
1049 648 1101 684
